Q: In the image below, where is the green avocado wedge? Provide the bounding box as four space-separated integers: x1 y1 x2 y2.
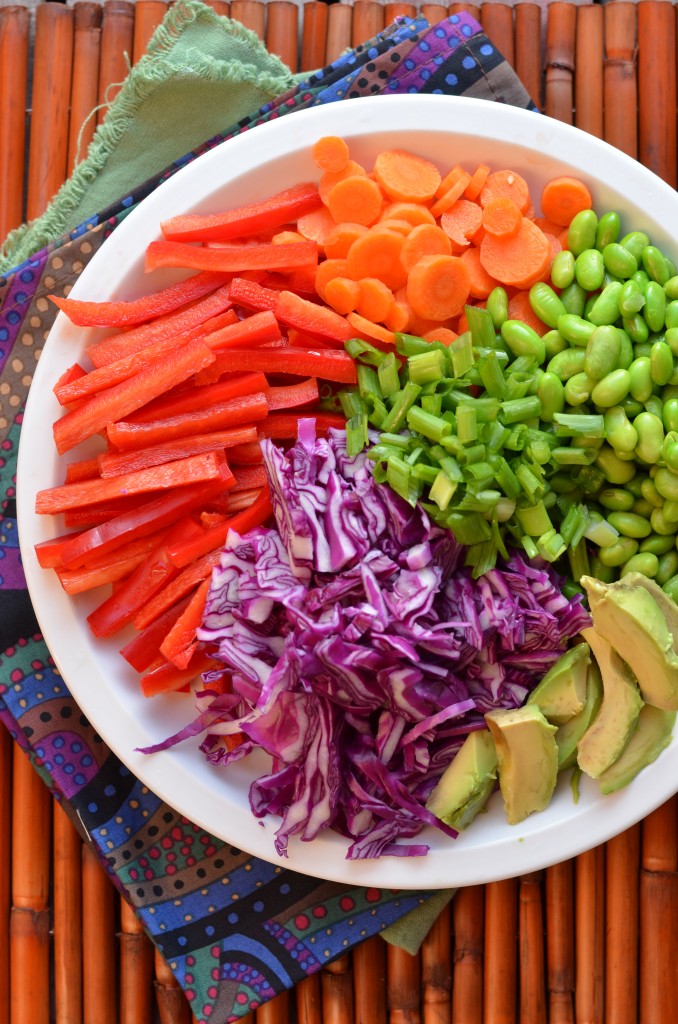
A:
597 704 676 794
485 705 558 825
556 659 603 770
527 642 591 725
425 728 498 831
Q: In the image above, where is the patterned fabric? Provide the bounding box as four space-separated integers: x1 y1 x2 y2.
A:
0 15 537 1022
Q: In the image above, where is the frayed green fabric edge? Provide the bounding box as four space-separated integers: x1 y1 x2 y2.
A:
381 889 455 954
0 0 297 273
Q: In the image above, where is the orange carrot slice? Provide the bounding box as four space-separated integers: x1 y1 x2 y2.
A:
312 135 350 173
482 197 523 238
406 254 470 321
326 175 384 227
479 169 531 214
479 217 551 289
373 149 442 203
440 199 484 250
345 228 407 291
400 223 452 273
540 176 593 227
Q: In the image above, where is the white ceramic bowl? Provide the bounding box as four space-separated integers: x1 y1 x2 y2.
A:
17 95 678 890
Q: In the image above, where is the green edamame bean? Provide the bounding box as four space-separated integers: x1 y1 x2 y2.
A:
598 536 639 567
651 507 678 536
644 281 667 333
557 313 596 348
628 357 653 403
536 372 565 422
662 575 678 601
663 500 678 523
487 286 508 330
604 406 638 452
664 398 678 433
664 276 678 301
547 347 587 380
626 473 649 497
640 477 665 508
642 245 671 285
596 211 621 251
607 511 653 539
591 368 631 407
623 313 650 344
656 550 678 585
654 467 678 501
575 249 605 292
598 488 635 512
617 329 633 369
543 329 567 360
665 328 678 357
559 281 587 317
586 281 623 326
651 340 674 386
634 342 653 360
619 279 645 318
568 210 598 256
621 231 651 263
603 242 638 280
633 498 655 517
664 442 678 472
640 533 676 555
621 552 659 578
645 396 664 421
500 320 546 363
550 250 575 290
620 395 644 418
564 372 595 406
584 325 621 380
590 556 617 583
529 282 566 329
634 410 665 463
665 301 678 329
596 445 637 484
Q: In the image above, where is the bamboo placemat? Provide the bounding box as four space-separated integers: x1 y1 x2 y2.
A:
1 2 678 1022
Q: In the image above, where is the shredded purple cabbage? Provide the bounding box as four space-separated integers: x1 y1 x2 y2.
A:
145 423 591 860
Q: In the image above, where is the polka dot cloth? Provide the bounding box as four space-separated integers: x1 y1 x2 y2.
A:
0 15 537 1021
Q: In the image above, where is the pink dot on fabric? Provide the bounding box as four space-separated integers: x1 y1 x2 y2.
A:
312 906 327 918
207 986 217 999
203 1005 212 1017
236 993 248 1004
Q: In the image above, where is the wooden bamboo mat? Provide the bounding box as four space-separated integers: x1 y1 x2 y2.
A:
2 1 678 1022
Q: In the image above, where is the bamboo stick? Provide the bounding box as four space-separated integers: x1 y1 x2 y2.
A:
0 725 11 1024
421 904 451 1024
154 948 192 1024
230 0 265 39
205 0 230 14
132 0 168 64
82 842 118 1024
642 796 678 874
514 3 543 110
256 991 290 1023
518 873 546 1024
26 2 74 221
544 2 576 125
483 879 518 1024
10 746 52 1024
450 4 480 21
605 826 640 1024
603 1 638 160
322 955 354 1024
296 974 322 1024
545 861 575 1024
354 936 387 1024
119 897 154 1024
0 4 29 242
69 2 103 172
53 801 83 1024
480 3 514 68
575 847 605 1024
387 945 420 1024
639 797 678 1024
574 3 604 139
351 2 384 48
420 5 448 27
265 2 298 73
325 3 353 66
637 0 677 187
97 0 135 124
453 885 484 1024
301 2 329 73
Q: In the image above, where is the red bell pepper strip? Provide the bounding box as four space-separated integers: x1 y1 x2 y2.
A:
97 426 257 478
53 337 216 455
50 271 228 328
106 392 269 450
227 441 263 465
55 468 233 569
266 377 319 411
55 530 168 595
273 289 354 345
227 277 279 313
258 411 347 440
62 495 150 530
54 363 88 398
120 595 193 672
127 371 268 424
64 456 101 483
204 310 281 350
35 531 87 569
159 576 212 668
86 285 234 368
145 240 318 275
166 485 273 570
140 649 223 698
194 347 357 385
36 451 226 515
133 547 225 631
159 182 321 243
231 465 268 492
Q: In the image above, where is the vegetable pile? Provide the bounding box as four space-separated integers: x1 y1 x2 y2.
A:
146 422 589 858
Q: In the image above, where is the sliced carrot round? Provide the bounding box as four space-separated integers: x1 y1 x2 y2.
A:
323 222 368 259
440 199 484 250
319 160 367 204
373 149 442 203
384 300 411 333
315 257 348 300
464 162 491 202
356 278 395 323
380 202 436 227
296 205 339 246
482 197 522 238
460 246 499 300
345 228 407 291
327 175 384 227
479 217 551 289
507 290 550 336
479 169 531 214
399 223 452 274
378 218 414 236
312 135 350 173
325 276 361 315
423 327 458 346
406 254 471 321
540 176 593 227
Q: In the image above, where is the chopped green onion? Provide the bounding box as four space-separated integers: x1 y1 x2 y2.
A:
406 405 452 442
408 349 448 385
346 413 368 456
516 500 553 536
380 381 422 433
551 446 599 465
345 337 385 366
456 403 478 444
567 537 591 581
429 470 458 510
537 529 567 562
465 304 497 348
377 352 401 397
446 512 493 545
451 331 475 378
500 396 543 424
339 390 366 418
421 393 443 416
553 413 605 437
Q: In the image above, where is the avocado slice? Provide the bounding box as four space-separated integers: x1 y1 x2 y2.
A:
556 659 604 769
527 642 591 725
484 705 558 825
576 627 644 779
425 728 498 831
581 574 678 711
597 704 676 794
